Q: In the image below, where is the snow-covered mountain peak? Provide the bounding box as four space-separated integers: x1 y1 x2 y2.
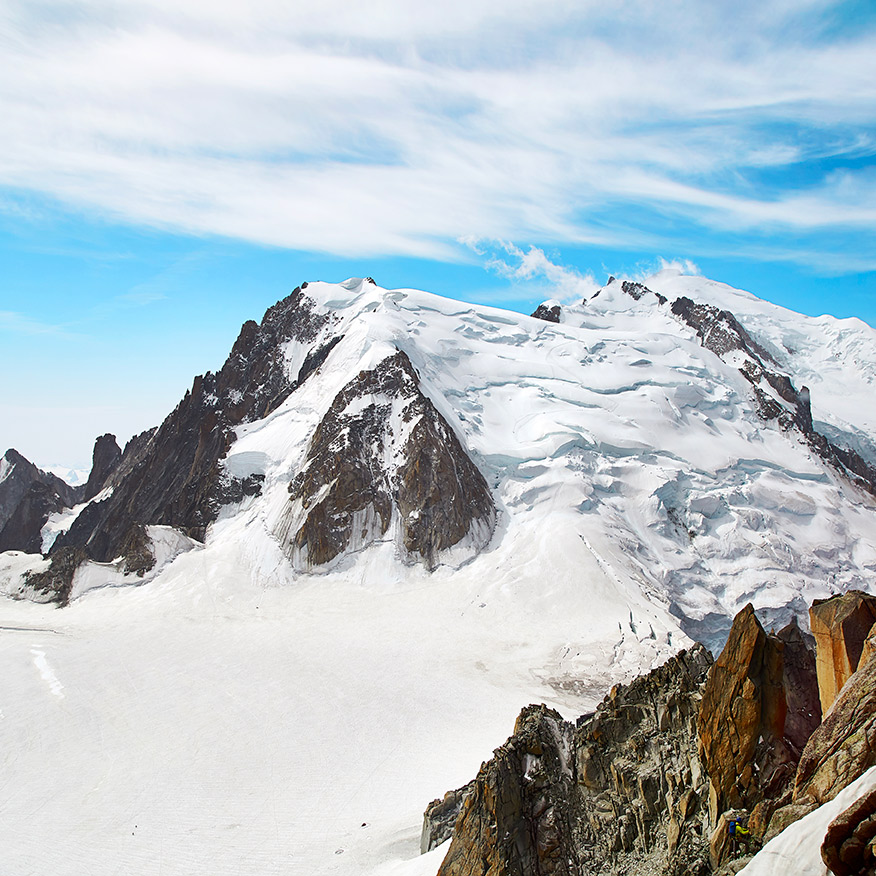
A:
3 272 876 648
2 270 876 876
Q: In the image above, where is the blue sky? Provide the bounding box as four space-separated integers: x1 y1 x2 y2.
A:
1 0 875 469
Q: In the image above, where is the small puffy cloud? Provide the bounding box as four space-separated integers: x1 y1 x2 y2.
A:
468 239 600 303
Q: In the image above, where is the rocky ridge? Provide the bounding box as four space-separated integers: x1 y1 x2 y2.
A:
5 282 497 599
12 288 339 601
432 645 714 876
810 590 876 712
1 273 874 620
427 593 876 876
0 447 93 554
278 349 495 570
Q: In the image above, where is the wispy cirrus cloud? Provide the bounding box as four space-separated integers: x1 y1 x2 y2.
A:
0 310 73 336
1 0 875 268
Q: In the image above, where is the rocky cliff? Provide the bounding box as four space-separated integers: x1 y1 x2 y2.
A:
426 598 876 876
278 349 495 570
668 290 876 497
810 591 876 712
697 606 820 824
50 288 333 572
0 448 83 554
432 645 714 876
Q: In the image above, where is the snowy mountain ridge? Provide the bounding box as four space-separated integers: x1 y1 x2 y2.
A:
1 268 876 875
3 270 876 649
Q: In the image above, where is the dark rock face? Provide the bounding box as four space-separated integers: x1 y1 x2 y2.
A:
778 619 823 756
810 591 876 712
82 433 122 502
21 545 87 604
697 605 819 823
437 704 582 876
671 296 876 496
283 350 495 570
821 783 876 876
118 524 156 577
0 448 81 554
52 288 335 572
531 303 561 323
621 281 667 305
434 645 714 876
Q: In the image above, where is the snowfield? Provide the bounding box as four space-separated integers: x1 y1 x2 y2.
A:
2 270 876 874
0 536 668 876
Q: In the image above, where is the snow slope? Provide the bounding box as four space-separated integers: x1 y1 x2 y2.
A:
1 272 876 875
738 767 876 876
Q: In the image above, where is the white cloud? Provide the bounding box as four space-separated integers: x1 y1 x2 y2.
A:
0 1 874 264
470 240 600 303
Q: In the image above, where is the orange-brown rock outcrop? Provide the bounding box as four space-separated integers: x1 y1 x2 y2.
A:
697 605 820 821
792 648 876 808
810 591 876 713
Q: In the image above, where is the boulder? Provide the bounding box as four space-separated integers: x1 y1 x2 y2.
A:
810 591 876 713
821 783 876 876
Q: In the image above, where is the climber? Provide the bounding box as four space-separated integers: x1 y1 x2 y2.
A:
728 818 752 856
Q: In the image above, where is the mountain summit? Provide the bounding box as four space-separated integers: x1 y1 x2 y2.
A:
5 272 875 646
1 270 876 876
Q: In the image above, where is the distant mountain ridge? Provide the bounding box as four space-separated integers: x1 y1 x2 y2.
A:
1 270 875 658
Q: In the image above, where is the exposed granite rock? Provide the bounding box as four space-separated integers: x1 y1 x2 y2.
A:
283 350 495 570
21 545 87 604
119 524 156 577
571 644 713 876
437 704 581 876
810 591 876 712
791 645 876 809
779 618 823 755
422 782 476 854
860 623 876 669
52 288 336 572
82 433 122 502
434 645 713 876
621 281 667 305
697 605 819 823
0 448 81 554
670 297 806 431
821 783 876 876
531 303 561 323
